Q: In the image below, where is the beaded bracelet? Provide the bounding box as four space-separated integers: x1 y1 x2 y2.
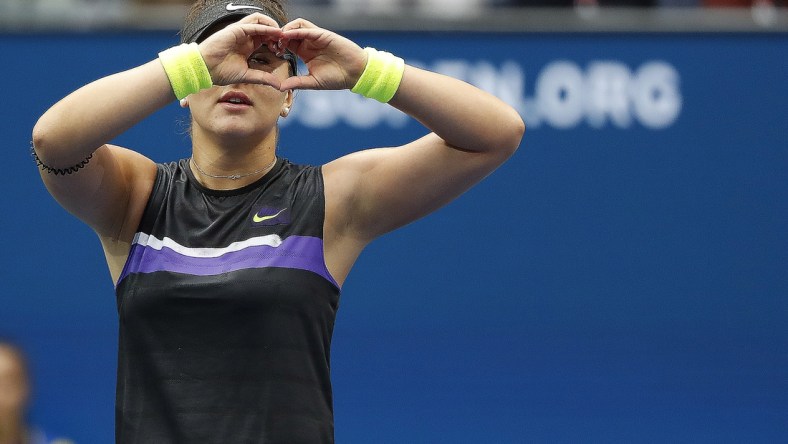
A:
31 143 93 176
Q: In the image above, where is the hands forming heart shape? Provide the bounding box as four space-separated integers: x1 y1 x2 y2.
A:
199 13 368 92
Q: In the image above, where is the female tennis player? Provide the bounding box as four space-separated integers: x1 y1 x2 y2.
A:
32 0 524 442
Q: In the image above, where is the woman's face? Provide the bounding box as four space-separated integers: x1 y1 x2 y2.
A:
188 44 294 142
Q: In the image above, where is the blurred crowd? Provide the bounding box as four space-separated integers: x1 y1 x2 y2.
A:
133 0 788 8
1 0 785 14
0 0 784 36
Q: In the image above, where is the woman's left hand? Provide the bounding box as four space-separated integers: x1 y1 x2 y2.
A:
277 19 368 91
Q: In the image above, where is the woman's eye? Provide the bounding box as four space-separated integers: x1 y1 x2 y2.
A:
249 57 269 65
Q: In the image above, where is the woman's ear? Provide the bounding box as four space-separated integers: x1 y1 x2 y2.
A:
280 90 294 117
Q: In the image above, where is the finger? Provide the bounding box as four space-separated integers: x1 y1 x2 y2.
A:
267 40 279 56
281 18 319 32
251 36 272 52
279 37 304 57
281 38 302 57
279 75 321 91
280 27 327 41
237 12 280 28
239 70 283 90
235 23 283 39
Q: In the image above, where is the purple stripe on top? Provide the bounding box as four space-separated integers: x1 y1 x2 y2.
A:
118 235 338 289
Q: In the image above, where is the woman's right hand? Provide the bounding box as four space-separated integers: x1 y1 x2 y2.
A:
198 13 286 88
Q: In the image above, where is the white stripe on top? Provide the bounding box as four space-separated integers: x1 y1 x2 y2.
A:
132 232 283 259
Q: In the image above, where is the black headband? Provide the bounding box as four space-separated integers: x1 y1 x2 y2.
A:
181 1 284 43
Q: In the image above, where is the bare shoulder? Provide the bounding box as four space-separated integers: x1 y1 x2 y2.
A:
97 144 158 241
39 144 157 242
97 145 158 283
321 148 387 237
320 150 384 286
322 150 367 239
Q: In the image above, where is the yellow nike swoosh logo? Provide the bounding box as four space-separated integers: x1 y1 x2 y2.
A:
253 208 287 223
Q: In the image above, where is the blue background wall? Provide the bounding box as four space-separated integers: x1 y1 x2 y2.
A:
1 31 786 442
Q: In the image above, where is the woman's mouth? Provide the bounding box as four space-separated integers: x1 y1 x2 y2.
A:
219 91 253 109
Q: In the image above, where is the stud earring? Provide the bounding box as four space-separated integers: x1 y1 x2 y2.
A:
180 98 189 108
281 107 290 117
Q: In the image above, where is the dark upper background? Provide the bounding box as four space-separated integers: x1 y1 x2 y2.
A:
1 3 787 442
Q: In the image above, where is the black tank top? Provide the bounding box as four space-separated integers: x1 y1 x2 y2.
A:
115 158 340 443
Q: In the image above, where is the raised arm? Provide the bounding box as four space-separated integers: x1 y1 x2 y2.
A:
32 14 295 282
32 56 169 233
278 20 525 245
32 14 288 241
354 64 526 235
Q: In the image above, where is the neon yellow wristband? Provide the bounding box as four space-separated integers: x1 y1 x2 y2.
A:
158 43 213 101
351 47 405 103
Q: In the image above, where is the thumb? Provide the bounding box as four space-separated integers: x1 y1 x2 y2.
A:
240 71 283 90
279 75 321 91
